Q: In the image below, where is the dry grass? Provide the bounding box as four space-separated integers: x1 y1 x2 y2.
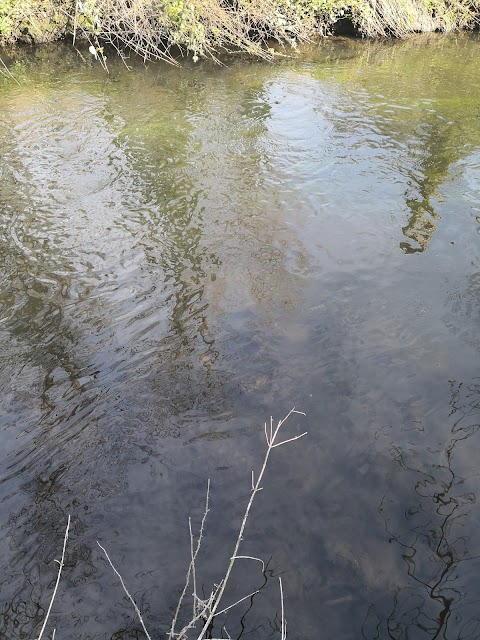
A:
71 0 310 64
1 0 478 68
352 0 479 37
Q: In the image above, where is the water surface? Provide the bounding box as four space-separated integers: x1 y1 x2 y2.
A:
1 33 480 639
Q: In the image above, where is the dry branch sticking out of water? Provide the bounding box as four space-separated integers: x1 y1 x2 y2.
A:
33 409 306 639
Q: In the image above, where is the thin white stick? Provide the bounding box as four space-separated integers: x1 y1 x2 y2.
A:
279 576 286 640
170 479 211 640
0 56 20 85
97 542 152 640
72 0 79 46
36 515 70 640
272 432 308 448
232 556 265 572
189 517 196 620
51 630 56 640
176 586 218 640
196 409 305 640
213 590 260 617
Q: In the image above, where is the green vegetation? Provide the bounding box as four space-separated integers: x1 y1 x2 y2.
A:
0 0 478 63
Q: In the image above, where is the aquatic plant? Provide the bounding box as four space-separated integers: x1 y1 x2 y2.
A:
34 409 306 639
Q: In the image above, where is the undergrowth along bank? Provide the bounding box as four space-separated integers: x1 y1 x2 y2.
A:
0 0 478 64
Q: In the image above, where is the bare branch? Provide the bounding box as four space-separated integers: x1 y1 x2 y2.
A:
36 515 70 640
189 518 196 620
176 586 219 640
232 556 265 572
279 576 286 640
272 432 308 448
0 56 20 85
213 590 260 617
170 480 211 640
195 409 305 640
97 542 152 640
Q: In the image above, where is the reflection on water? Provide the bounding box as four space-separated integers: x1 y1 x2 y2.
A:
364 380 480 640
0 34 480 639
400 118 453 254
401 198 440 255
304 33 480 254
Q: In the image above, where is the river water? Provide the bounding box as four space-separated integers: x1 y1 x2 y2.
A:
1 33 480 639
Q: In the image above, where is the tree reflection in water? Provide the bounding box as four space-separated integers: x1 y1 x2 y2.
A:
363 380 480 640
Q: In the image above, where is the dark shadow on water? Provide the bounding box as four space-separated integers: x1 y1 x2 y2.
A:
363 380 480 640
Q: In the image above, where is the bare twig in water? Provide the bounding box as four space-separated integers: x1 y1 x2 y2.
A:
36 515 70 640
193 407 306 640
97 542 152 640
0 56 20 85
169 479 211 639
232 556 265 573
279 576 286 640
96 408 305 640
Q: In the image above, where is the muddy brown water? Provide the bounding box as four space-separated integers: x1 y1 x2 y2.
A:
1 33 480 639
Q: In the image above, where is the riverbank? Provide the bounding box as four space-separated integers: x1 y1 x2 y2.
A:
0 0 478 64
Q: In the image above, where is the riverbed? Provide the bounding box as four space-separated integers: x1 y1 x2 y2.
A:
1 33 480 639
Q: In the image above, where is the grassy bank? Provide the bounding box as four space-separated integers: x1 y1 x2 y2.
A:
0 0 478 63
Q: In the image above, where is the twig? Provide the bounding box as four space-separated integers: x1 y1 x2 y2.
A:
279 576 286 640
175 585 220 640
190 518 196 620
169 480 211 640
272 432 308 448
72 0 79 46
36 515 70 640
195 409 306 640
0 55 20 85
94 410 303 640
232 556 265 572
97 542 152 640
213 590 260 617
